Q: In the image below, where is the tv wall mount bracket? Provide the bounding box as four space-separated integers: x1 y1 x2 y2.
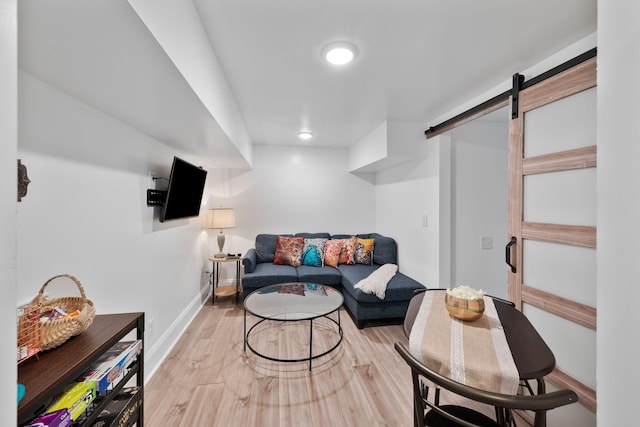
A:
146 189 167 206
147 176 168 206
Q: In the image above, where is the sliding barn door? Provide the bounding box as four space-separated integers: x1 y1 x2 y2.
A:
507 57 597 421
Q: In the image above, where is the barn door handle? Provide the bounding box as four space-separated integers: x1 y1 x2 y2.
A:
505 236 517 273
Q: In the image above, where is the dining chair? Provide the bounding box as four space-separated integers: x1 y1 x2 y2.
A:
395 342 578 427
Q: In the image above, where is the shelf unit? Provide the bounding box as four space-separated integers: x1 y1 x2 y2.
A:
18 312 145 426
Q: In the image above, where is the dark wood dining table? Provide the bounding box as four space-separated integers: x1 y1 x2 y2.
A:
404 290 556 394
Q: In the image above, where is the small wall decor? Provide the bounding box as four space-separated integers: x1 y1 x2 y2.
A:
17 159 31 202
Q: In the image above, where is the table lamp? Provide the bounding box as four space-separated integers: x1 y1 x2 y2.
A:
208 208 236 258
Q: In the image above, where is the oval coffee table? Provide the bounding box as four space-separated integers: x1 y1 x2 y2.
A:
243 283 344 372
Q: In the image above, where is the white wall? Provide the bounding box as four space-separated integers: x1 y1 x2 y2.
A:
201 143 379 289
17 72 215 379
597 0 640 423
375 118 509 298
127 0 253 166
217 144 377 259
376 137 448 288
1 0 17 424
349 121 388 171
450 118 509 298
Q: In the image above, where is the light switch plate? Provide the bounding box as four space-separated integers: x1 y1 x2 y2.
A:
481 236 493 249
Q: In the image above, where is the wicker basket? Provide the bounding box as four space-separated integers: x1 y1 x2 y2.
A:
30 274 96 351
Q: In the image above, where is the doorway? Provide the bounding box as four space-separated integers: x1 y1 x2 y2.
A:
449 106 510 298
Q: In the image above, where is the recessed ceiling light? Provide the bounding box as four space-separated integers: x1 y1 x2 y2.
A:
298 130 314 140
322 41 359 65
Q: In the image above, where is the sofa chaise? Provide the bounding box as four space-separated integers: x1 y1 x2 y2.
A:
241 232 426 328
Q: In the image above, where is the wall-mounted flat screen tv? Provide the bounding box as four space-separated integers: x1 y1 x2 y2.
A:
160 156 207 222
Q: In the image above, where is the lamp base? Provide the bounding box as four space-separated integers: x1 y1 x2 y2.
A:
215 232 226 258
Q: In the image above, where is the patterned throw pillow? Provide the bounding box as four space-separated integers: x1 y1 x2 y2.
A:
273 236 305 267
302 238 327 267
323 239 343 268
338 236 357 265
355 238 375 265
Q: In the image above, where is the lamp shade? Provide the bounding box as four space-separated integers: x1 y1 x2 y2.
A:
207 208 236 229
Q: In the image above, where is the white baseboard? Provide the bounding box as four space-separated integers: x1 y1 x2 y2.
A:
142 284 211 384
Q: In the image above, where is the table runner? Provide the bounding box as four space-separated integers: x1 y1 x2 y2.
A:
408 290 520 395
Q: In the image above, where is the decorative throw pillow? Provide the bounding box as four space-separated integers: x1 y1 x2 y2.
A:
354 264 398 299
338 236 357 265
273 236 305 267
302 238 327 267
355 238 375 265
323 239 343 268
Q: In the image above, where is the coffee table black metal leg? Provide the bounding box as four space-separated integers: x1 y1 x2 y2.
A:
309 318 313 372
235 260 240 303
211 261 216 305
243 309 247 352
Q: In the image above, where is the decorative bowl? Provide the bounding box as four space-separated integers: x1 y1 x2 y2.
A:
445 292 485 322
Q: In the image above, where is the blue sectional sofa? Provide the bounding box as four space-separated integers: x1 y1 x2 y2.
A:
241 232 426 328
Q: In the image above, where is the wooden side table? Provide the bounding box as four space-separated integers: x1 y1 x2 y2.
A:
209 256 241 304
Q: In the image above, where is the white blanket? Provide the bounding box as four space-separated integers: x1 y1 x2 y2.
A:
354 264 398 299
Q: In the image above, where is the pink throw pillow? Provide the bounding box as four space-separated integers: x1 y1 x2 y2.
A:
323 239 343 268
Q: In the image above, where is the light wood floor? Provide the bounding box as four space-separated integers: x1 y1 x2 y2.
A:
144 297 500 426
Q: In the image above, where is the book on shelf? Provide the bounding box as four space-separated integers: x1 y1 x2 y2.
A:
78 340 142 395
45 381 97 422
24 408 72 427
91 386 142 427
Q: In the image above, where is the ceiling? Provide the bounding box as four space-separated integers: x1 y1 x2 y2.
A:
18 0 597 170
192 0 597 148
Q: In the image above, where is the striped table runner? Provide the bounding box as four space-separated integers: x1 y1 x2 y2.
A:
409 290 520 395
